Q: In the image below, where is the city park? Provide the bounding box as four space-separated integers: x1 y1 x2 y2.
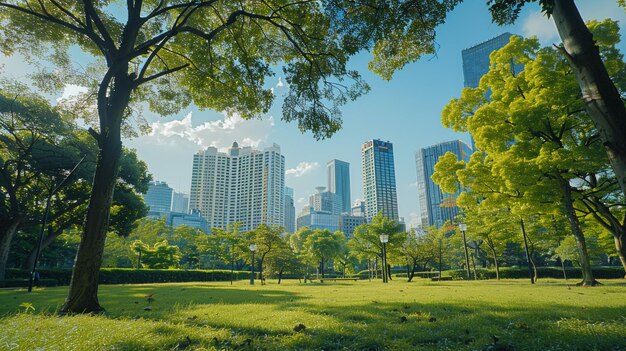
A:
1 0 626 350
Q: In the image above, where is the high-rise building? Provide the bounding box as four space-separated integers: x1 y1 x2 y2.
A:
144 181 173 215
339 215 366 238
462 33 514 89
189 142 285 232
416 140 472 228
361 139 399 222
171 192 189 214
462 33 516 150
309 186 341 215
327 159 351 214
296 206 340 233
284 186 296 233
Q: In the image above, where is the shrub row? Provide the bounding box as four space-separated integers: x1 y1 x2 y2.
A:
444 266 625 280
5 268 250 286
0 279 58 288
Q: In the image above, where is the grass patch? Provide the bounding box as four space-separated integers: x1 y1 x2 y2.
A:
1 279 625 350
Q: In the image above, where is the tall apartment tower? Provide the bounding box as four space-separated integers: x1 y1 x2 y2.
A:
416 140 472 228
361 140 399 222
327 159 351 214
144 181 173 214
309 186 341 215
189 142 285 232
284 186 296 233
171 192 189 214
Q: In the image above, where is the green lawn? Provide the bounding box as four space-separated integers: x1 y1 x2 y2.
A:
1 279 625 350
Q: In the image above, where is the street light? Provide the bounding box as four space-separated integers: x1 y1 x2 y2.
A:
249 243 257 285
458 223 471 280
379 234 389 283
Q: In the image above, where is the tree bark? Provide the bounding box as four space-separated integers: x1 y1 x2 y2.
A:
519 218 534 284
558 176 597 286
552 0 626 199
0 218 21 281
488 245 500 280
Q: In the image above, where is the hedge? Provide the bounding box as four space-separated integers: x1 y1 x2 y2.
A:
443 266 625 280
0 279 58 288
4 268 251 286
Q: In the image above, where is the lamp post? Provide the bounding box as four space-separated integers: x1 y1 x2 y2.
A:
249 243 257 285
379 234 389 283
28 156 85 293
459 223 471 280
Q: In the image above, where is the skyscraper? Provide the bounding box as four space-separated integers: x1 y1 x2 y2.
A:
309 186 341 215
284 186 296 233
143 181 173 215
416 140 472 228
327 159 351 214
189 142 285 232
462 33 516 150
361 139 399 222
171 192 189 214
462 32 514 88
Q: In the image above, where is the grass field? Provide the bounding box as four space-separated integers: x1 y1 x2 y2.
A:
1 278 625 350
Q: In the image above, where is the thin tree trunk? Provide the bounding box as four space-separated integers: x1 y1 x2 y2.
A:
519 218 534 284
23 227 62 270
320 258 325 279
489 245 500 280
0 218 21 281
559 176 597 286
614 233 626 278
408 263 417 282
552 0 626 199
278 268 283 284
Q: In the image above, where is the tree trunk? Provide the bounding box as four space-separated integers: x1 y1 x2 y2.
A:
320 258 325 279
614 233 626 278
60 68 132 313
387 264 392 281
489 246 500 280
408 263 417 282
278 269 283 284
519 218 534 284
552 0 626 199
23 227 62 271
559 176 597 286
0 217 21 281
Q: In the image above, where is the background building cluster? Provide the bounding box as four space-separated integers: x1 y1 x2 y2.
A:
142 33 513 234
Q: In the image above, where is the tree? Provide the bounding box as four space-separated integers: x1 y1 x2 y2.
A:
264 236 302 284
303 229 345 278
0 0 459 312
248 224 283 284
139 240 181 269
486 0 626 200
0 86 76 280
438 26 626 285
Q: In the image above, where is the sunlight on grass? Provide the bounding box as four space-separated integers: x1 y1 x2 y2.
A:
1 279 625 350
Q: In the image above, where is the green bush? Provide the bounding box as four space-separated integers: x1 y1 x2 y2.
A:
5 268 250 285
443 266 625 280
0 279 58 288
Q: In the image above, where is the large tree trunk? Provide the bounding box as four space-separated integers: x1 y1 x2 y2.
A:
559 176 597 286
60 70 131 313
552 0 626 199
0 217 21 281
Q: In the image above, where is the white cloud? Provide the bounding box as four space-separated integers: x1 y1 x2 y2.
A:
148 111 274 150
408 212 421 229
286 162 319 177
408 181 418 188
57 84 89 103
521 10 559 45
276 77 284 87
296 197 307 205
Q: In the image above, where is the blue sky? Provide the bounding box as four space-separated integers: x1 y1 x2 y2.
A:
2 1 625 228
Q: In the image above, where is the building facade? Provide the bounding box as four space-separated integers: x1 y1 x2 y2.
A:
284 186 296 233
171 192 189 214
339 215 366 238
462 32 514 88
309 186 341 215
351 200 365 217
362 139 399 222
189 142 285 232
296 206 340 233
327 159 351 214
144 181 173 216
416 140 472 228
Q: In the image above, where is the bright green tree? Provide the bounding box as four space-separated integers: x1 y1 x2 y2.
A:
303 229 345 279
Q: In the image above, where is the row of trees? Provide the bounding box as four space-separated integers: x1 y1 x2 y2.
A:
432 19 626 285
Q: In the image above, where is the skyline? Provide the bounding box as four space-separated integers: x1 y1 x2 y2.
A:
1 1 624 229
